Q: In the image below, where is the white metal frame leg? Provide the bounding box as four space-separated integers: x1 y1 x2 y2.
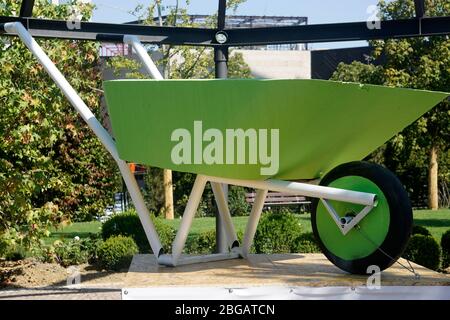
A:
157 176 241 267
123 35 163 80
242 189 268 258
171 175 206 264
210 182 239 249
4 22 164 256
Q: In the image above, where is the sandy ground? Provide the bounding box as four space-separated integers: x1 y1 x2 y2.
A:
0 258 126 289
1 255 449 300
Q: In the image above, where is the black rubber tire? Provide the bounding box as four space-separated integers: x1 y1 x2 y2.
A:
311 161 413 274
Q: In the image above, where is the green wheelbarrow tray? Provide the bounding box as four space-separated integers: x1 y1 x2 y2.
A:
103 79 448 180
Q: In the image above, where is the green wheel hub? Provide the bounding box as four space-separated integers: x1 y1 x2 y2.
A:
316 175 390 260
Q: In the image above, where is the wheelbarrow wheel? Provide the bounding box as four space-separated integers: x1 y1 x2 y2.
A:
311 161 412 274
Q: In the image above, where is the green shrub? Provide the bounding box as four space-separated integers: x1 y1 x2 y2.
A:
0 237 8 258
185 230 216 254
101 210 175 253
54 239 89 267
253 210 302 254
412 225 431 237
4 246 27 261
183 230 254 254
441 230 450 269
228 186 250 216
403 234 441 271
81 235 104 264
42 235 103 267
293 232 321 253
97 235 139 271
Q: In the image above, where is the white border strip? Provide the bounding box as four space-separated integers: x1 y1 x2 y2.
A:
122 286 450 300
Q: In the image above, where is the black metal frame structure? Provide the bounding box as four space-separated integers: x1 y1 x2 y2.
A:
1 0 448 46
1 0 449 252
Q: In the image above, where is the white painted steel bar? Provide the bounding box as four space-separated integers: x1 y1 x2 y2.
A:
169 175 208 266
242 189 268 258
204 175 376 206
123 35 164 80
321 199 375 235
159 252 241 267
341 204 374 235
4 22 163 256
210 182 239 247
320 199 345 231
116 161 163 255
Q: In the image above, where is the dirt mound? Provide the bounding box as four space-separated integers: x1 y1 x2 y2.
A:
0 258 125 288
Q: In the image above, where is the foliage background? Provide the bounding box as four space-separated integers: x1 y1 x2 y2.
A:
331 0 450 208
0 0 119 255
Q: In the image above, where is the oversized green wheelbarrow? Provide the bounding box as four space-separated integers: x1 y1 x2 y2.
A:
6 21 449 274
103 78 448 274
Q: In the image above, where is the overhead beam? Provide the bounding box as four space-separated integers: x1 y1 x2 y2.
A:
414 0 425 18
19 0 35 17
1 16 450 46
0 17 215 46
223 16 450 46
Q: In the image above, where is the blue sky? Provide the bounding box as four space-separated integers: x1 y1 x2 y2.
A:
91 0 385 49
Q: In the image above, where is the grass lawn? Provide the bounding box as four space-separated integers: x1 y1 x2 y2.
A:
411 209 450 241
164 214 313 236
45 221 102 245
47 209 449 244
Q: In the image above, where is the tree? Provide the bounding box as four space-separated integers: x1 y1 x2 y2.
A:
0 0 119 254
111 0 251 218
331 0 450 209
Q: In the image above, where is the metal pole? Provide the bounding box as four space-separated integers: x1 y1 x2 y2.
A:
19 0 35 17
204 175 377 206
211 182 239 248
214 0 228 254
214 46 228 78
124 35 163 80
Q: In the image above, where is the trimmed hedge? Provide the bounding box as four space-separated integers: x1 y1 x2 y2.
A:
441 229 450 269
101 211 175 253
253 211 302 254
228 186 250 216
97 235 139 271
403 234 441 271
293 232 321 253
412 225 432 237
185 230 216 254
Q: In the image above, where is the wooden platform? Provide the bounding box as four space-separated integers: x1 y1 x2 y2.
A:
125 253 450 288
